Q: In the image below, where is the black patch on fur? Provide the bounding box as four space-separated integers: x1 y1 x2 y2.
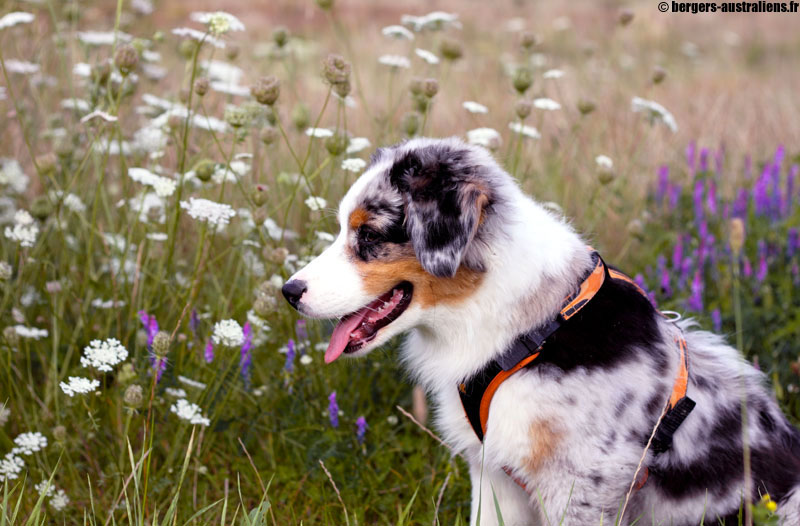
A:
615 391 634 418
388 145 490 277
693 375 712 391
646 391 663 416
590 473 604 486
354 200 409 261
759 409 776 433
534 271 663 373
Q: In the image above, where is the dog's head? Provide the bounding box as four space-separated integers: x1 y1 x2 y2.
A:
282 137 510 363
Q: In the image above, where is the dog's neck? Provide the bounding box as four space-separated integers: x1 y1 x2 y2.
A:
401 192 593 389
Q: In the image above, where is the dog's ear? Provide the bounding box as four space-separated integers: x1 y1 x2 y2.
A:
389 146 489 278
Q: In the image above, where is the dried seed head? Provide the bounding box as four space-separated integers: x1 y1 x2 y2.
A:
3 326 19 347
35 152 57 175
520 31 538 51
421 78 439 98
439 38 463 61
114 44 139 74
333 79 351 98
325 133 349 156
272 26 289 47
124 384 144 408
512 67 534 94
652 66 667 84
515 99 532 120
194 77 210 96
409 77 424 96
195 159 216 182
118 363 136 383
31 195 52 221
412 94 430 113
251 75 281 106
618 9 635 26
577 98 596 115
323 53 351 85
291 103 310 130
254 295 277 318
259 126 279 145
224 106 249 128
402 112 421 136
152 331 171 358
52 425 67 442
252 185 268 207
627 218 644 239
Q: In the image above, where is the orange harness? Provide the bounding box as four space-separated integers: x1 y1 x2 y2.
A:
457 250 694 492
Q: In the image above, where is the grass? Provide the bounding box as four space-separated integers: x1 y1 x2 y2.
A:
0 0 798 524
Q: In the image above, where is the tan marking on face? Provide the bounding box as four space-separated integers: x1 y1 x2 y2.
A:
356 257 484 308
348 208 371 230
523 419 562 474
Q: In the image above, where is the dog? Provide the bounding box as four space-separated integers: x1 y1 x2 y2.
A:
281 137 800 525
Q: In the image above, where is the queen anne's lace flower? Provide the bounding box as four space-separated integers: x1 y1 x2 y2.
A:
171 27 226 49
50 488 69 511
0 159 29 193
0 453 24 481
631 96 678 133
180 198 236 227
62 193 86 213
4 210 39 248
382 25 414 40
341 158 367 173
595 155 614 170
128 168 177 197
14 325 48 339
466 128 501 149
170 399 211 426
4 59 39 74
76 30 132 45
346 137 371 154
165 387 187 398
463 101 488 114
543 69 565 79
305 127 333 138
414 48 440 65
509 122 541 139
190 11 245 35
533 98 562 111
401 11 461 32
14 432 48 455
304 196 327 212
378 55 411 69
212 319 244 347
60 377 100 397
0 12 35 30
177 375 207 390
81 338 128 372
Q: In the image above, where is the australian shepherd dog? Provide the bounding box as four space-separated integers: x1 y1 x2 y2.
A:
282 137 800 525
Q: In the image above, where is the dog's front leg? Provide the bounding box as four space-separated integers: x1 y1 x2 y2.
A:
468 461 541 526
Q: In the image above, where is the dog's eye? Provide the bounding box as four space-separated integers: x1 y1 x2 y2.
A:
359 227 382 244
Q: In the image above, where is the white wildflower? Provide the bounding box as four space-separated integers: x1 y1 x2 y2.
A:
631 96 678 133
13 325 48 339
35 480 55 497
177 375 207 390
346 137 371 154
0 12 34 30
128 168 176 197
543 69 565 79
595 155 613 170
212 319 244 347
0 453 24 481
190 11 245 35
378 55 410 69
462 101 488 114
201 60 243 84
165 387 187 398
80 110 118 124
142 50 161 62
0 406 9 426
0 159 29 193
509 122 541 139
4 210 38 247
300 354 313 366
210 81 249 97
212 160 249 184
466 127 501 149
59 377 100 397
50 489 69 511
305 196 327 212
62 193 86 213
533 98 561 111
263 217 298 240
305 127 333 138
170 399 210 426
76 31 132 46
14 432 47 455
180 198 236 227
171 27 226 49
401 11 461 32
386 415 399 425
341 158 367 173
132 0 154 15
90 298 125 309
4 59 39 75
132 126 168 155
382 25 414 40
81 338 128 372
414 48 440 64
146 232 168 242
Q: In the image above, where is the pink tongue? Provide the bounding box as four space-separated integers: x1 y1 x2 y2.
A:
325 309 369 364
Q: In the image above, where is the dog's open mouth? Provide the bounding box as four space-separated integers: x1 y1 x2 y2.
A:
325 281 413 363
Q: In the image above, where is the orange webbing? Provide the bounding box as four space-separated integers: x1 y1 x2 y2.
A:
478 352 541 436
669 337 689 408
560 261 606 320
608 269 648 299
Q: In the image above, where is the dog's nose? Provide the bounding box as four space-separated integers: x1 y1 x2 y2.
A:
281 280 307 309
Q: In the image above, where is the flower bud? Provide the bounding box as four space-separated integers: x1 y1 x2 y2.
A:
439 38 463 61
179 39 196 60
421 78 439 98
224 106 249 128
114 44 139 75
124 384 144 408
52 425 67 442
512 67 533 94
515 99 532 120
269 247 289 265
325 133 348 156
627 218 644 239
402 112 421 136
291 103 310 130
520 31 538 51
118 363 136 384
272 26 289 47
323 54 351 85
92 61 111 85
195 159 216 182
412 94 430 113
36 153 57 175
577 98 596 115
254 295 277 317
0 261 12 281
152 331 170 358
729 218 745 255
618 9 635 26
251 76 281 106
194 77 209 96
333 79 351 98
259 126 279 145
225 43 240 61
252 185 268 207
31 195 52 221
136 329 148 348
3 326 19 347
652 66 667 84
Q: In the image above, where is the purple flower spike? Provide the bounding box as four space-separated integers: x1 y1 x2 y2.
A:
785 165 797 216
295 320 308 354
742 257 752 278
686 141 696 175
672 237 684 271
706 180 718 216
356 416 367 444
788 228 799 258
660 264 672 298
656 165 669 202
711 309 722 333
699 148 709 173
328 391 339 428
687 270 704 312
733 188 748 218
714 146 724 175
667 184 681 211
756 255 768 283
284 339 295 373
137 310 159 349
693 180 705 222
190 309 199 338
154 357 167 382
241 322 253 388
204 340 214 363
